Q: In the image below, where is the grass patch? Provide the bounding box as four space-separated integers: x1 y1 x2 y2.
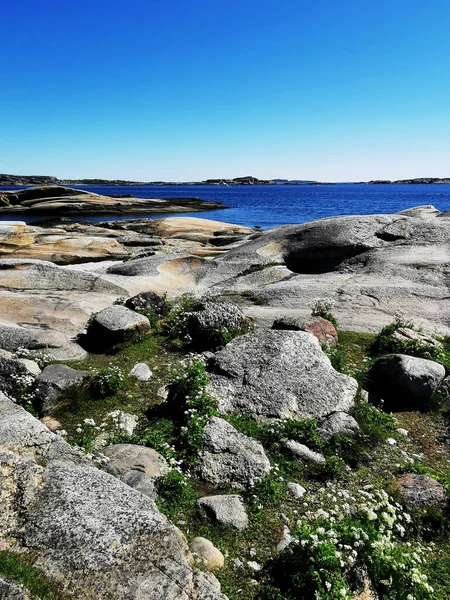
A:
0 551 68 600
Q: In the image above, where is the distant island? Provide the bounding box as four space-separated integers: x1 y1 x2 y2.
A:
1 173 450 186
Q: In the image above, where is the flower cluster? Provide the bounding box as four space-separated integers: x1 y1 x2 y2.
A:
9 372 36 407
309 297 336 316
276 483 434 599
88 365 126 397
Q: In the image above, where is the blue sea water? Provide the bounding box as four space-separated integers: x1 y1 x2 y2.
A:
2 184 450 229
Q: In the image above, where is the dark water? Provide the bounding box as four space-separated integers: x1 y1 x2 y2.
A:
2 184 450 229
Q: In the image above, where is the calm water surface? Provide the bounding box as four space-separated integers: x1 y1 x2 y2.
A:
2 184 450 229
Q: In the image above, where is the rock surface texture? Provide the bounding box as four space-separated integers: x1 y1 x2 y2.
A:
34 364 89 415
207 329 358 420
198 416 271 489
394 474 448 511
198 495 249 529
0 392 226 600
86 305 151 350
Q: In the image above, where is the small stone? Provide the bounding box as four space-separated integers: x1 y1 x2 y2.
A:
189 537 224 571
287 482 306 499
247 561 261 571
233 558 244 569
276 525 293 553
319 412 360 440
198 495 248 529
156 385 169 402
40 416 62 432
397 428 408 436
283 440 326 465
16 358 41 376
129 363 152 381
386 438 397 446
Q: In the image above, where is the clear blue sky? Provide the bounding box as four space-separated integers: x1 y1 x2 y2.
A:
1 0 450 181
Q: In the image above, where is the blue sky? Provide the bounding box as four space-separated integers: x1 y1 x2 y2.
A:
1 0 450 181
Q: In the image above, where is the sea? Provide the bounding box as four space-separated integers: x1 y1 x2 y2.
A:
2 183 450 230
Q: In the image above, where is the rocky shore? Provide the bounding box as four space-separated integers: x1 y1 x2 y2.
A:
0 185 225 216
1 204 450 599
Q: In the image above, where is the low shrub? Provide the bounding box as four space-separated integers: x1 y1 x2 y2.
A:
87 366 126 398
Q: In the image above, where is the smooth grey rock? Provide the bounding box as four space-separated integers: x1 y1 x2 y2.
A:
198 417 271 489
189 538 224 571
0 324 86 361
101 443 170 499
287 482 306 499
395 474 448 511
283 440 326 465
87 305 150 349
16 358 41 376
366 353 446 410
198 495 248 529
129 362 152 381
207 329 358 420
319 411 360 440
34 364 88 415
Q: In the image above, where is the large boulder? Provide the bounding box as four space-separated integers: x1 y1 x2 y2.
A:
198 416 271 489
394 474 448 511
34 364 89 415
101 443 170 499
0 393 226 600
86 305 151 350
366 354 446 410
207 329 358 420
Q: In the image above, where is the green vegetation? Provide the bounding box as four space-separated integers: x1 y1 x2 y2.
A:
42 304 450 599
0 551 68 600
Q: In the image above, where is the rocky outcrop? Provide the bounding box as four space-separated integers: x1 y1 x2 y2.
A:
0 324 86 361
207 329 358 420
0 392 226 600
198 416 271 489
366 354 446 410
0 186 225 216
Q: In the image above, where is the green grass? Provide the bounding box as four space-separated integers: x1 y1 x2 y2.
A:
0 551 68 600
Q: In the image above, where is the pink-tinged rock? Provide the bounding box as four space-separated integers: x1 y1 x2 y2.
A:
272 315 338 347
394 473 448 511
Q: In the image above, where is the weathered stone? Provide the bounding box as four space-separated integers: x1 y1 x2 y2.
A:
366 354 446 410
283 440 326 465
189 538 225 571
394 474 448 511
272 315 338 347
86 305 150 350
0 324 87 361
287 482 306 499
319 412 360 440
101 443 170 499
129 362 152 381
207 329 358 420
198 495 248 529
198 417 271 489
0 577 37 600
185 301 252 350
34 364 88 415
125 291 169 316
0 393 226 599
16 358 41 376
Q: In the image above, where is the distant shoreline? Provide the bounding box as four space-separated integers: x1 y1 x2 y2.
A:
1 174 450 187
